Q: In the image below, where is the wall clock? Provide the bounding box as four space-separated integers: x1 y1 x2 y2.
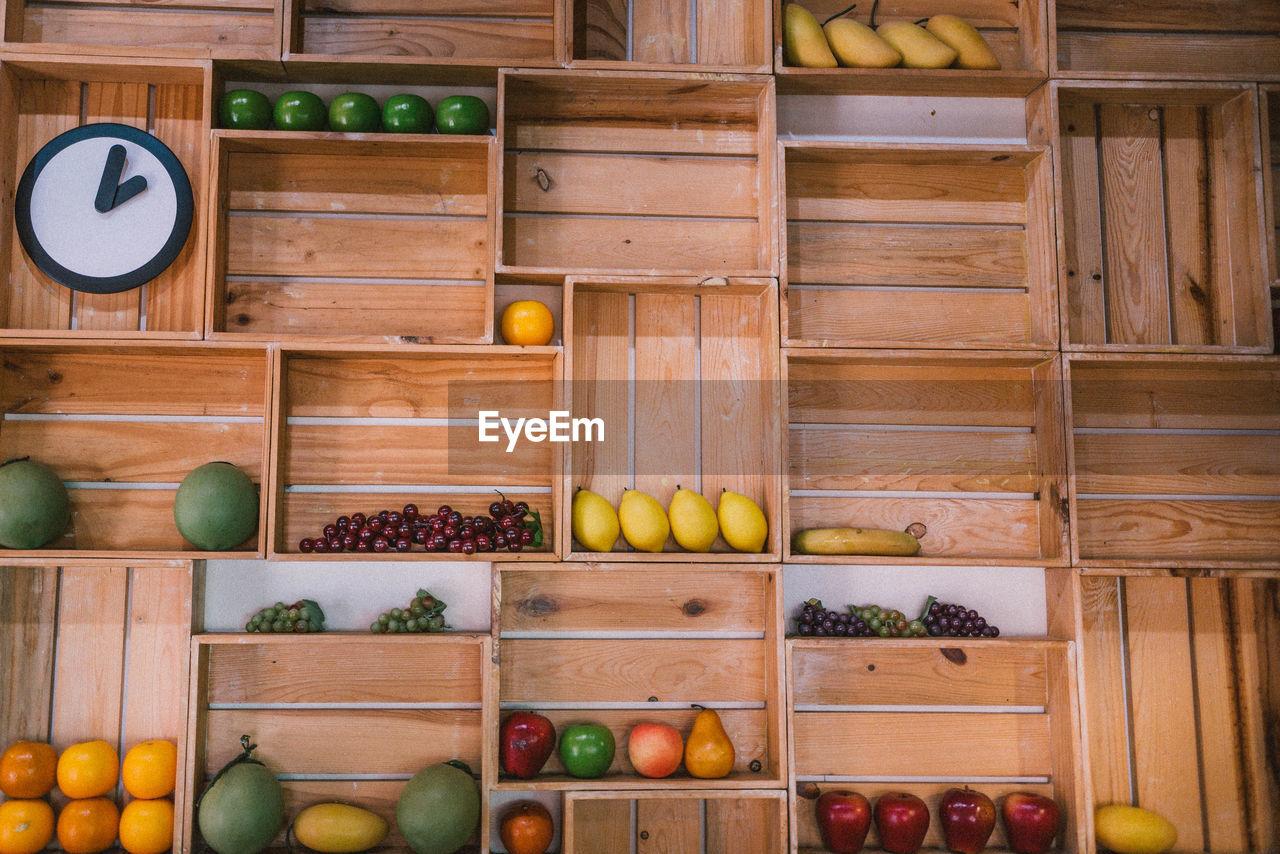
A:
14 122 194 295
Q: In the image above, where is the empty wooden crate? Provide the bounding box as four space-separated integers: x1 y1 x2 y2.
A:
0 342 270 556
499 70 776 276
785 350 1069 564
495 564 786 788
1068 355 1280 568
788 638 1085 853
782 142 1057 349
563 789 787 854
568 0 769 70
564 277 782 560
1053 82 1271 352
1075 571 1279 852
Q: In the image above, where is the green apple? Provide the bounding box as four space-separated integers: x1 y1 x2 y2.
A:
218 89 272 130
435 95 489 135
558 723 615 778
328 92 380 133
382 94 433 133
273 91 326 132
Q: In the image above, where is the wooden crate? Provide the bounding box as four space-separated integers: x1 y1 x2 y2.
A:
494 564 786 788
0 342 270 557
1264 86 1279 294
498 70 777 277
563 277 782 560
1052 0 1280 79
184 632 491 854
1067 355 1280 569
1074 571 1279 853
781 142 1057 350
1 561 199 846
785 350 1069 565
207 131 494 345
772 0 1048 97
1052 82 1272 353
271 345 562 558
568 0 769 71
562 789 788 854
0 55 209 338
788 638 1085 853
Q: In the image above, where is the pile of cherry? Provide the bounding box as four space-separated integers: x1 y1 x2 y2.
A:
298 499 542 554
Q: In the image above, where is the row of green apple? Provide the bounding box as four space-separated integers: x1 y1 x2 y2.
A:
218 89 489 134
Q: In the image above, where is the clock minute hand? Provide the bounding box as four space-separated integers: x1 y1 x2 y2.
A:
95 144 127 213
113 175 148 208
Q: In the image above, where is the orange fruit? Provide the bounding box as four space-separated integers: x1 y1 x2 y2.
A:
501 300 555 346
56 798 119 854
0 741 57 798
56 741 119 799
118 799 173 854
0 799 54 854
499 801 553 854
121 741 177 800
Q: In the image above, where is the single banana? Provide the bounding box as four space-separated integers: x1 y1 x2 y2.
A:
876 20 957 68
784 3 838 68
824 18 902 68
792 527 921 556
925 14 1001 70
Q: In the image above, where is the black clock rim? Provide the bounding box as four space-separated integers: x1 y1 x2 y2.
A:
14 122 194 296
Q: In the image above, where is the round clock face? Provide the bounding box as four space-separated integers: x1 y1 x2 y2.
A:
14 123 194 295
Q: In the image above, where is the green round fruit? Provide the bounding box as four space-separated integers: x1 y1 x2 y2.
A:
273 91 327 131
382 94 433 133
558 723 615 778
218 89 272 130
396 762 479 854
174 462 259 551
328 92 381 133
197 759 284 854
434 96 489 135
0 458 70 549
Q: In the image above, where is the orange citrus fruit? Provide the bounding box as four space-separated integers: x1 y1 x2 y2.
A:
56 741 119 799
121 741 177 800
118 799 173 854
56 798 119 854
501 300 555 346
0 799 55 854
0 741 57 798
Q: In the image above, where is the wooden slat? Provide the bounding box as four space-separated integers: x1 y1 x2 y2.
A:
1058 101 1107 345
52 567 128 749
569 798 632 854
499 568 768 632
228 151 487 216
0 566 57 743
46 0 270 9
146 82 204 335
1069 364 1280 431
1057 32 1280 78
1076 499 1280 562
1055 0 1280 33
23 8 277 51
303 0 550 14
637 798 699 852
1125 577 1204 848
697 0 762 67
1234 578 1280 851
54 489 254 552
1163 105 1217 346
1098 104 1171 345
787 223 1028 287
1074 433 1280 496
225 215 486 279
500 638 765 704
512 124 758 157
631 0 689 63
791 644 1048 707
569 290 630 516
503 215 760 273
204 708 482 774
1210 91 1266 350
789 426 1037 493
787 288 1034 347
207 639 483 704
795 0 1020 28
122 565 192 746
632 292 697 508
792 711 1051 778
1078 576 1130 807
299 17 554 60
787 496 1044 559
506 152 757 218
705 796 778 854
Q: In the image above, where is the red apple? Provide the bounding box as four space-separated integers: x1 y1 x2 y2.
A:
1002 792 1060 854
874 792 929 854
500 711 556 779
940 787 996 854
816 791 871 854
626 722 683 778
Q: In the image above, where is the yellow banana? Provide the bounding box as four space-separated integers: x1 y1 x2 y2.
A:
792 527 921 556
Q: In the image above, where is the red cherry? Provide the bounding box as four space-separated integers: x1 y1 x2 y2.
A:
442 525 458 539
310 539 328 553
436 505 452 517
368 518 384 532
395 538 412 552
336 515 351 529
459 525 474 540
461 540 476 555
448 539 463 552
507 541 523 552
387 512 403 526
299 538 315 552
475 535 491 551
494 535 507 548
328 538 344 552
350 512 367 527
413 529 429 545
341 533 357 549
520 529 534 545
372 537 390 552
431 535 448 551
356 540 371 552
403 503 418 518
323 524 338 539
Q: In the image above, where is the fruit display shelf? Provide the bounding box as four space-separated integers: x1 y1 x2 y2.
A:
561 789 788 853
567 0 771 71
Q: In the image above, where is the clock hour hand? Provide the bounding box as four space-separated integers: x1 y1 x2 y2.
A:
113 175 148 208
94 144 148 212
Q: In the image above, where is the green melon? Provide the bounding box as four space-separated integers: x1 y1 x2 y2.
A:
174 461 259 551
0 458 70 549
197 739 284 854
396 763 480 854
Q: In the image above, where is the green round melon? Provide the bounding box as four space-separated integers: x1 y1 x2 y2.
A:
0 458 70 549
174 462 259 551
396 763 479 854
197 760 284 854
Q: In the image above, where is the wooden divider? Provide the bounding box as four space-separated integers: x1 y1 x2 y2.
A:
564 789 787 853
568 0 770 70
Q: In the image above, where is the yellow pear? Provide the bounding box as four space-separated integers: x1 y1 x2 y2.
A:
876 20 957 68
1095 805 1177 854
717 489 767 553
571 486 619 552
783 3 837 68
684 707 735 779
618 489 669 552
925 14 1000 70
668 486 719 552
824 17 902 68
